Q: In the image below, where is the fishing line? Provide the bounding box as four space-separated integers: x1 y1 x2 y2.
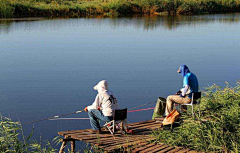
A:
127 107 155 113
128 100 157 110
49 107 155 120
49 118 89 120
24 110 84 124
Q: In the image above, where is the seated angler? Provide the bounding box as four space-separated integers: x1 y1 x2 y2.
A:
165 65 199 116
84 80 119 133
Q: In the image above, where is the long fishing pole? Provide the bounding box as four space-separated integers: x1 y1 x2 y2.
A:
128 100 156 110
50 107 156 120
49 107 155 121
24 110 84 124
25 100 157 124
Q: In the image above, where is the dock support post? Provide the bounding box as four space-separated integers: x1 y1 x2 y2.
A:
71 140 75 153
59 136 76 153
59 140 68 153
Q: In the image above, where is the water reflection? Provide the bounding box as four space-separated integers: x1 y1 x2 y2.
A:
0 13 240 34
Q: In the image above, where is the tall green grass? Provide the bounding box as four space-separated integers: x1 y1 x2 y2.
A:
0 116 59 152
1 0 240 18
153 82 240 152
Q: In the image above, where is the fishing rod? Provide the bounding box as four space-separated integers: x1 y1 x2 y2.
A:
24 110 84 124
50 107 156 120
128 100 156 110
25 100 157 123
127 107 155 113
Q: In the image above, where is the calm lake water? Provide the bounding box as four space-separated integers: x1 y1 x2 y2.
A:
0 14 240 147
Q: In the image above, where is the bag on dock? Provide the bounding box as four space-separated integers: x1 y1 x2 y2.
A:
152 97 166 119
162 109 180 125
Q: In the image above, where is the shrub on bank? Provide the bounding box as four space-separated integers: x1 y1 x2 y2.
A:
0 0 14 18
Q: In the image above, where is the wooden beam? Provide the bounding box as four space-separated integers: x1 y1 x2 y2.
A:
71 140 75 153
59 140 68 153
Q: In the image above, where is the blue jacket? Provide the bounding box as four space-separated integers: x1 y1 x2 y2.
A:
179 65 199 98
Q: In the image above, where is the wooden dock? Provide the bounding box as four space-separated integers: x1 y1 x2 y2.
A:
58 117 200 153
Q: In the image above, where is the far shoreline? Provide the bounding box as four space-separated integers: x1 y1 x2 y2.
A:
1 0 240 18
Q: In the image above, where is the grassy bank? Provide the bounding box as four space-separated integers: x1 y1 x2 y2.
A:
153 82 240 152
0 0 240 18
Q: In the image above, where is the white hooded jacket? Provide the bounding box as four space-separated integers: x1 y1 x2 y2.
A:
87 80 119 116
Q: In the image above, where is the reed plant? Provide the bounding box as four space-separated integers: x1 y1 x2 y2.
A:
153 82 240 152
0 116 59 152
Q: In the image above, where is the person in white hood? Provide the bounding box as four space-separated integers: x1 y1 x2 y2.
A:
84 80 119 133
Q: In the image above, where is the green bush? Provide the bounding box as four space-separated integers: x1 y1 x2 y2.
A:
0 0 14 18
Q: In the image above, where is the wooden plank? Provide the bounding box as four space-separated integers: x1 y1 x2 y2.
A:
85 135 123 144
58 128 111 135
129 121 159 129
157 146 175 153
95 136 139 146
167 147 184 153
131 124 160 130
58 129 86 135
104 137 156 151
177 148 190 153
132 143 157 152
129 129 152 134
67 131 116 137
130 128 151 134
94 135 149 145
96 135 153 147
188 151 199 153
130 125 160 131
130 142 149 151
97 138 138 149
139 144 164 153
146 144 169 153
132 123 162 130
66 134 110 140
154 117 164 121
69 133 114 141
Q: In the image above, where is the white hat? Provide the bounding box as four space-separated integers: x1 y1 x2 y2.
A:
93 80 108 91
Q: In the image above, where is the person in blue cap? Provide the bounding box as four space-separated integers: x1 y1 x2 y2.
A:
165 65 199 116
